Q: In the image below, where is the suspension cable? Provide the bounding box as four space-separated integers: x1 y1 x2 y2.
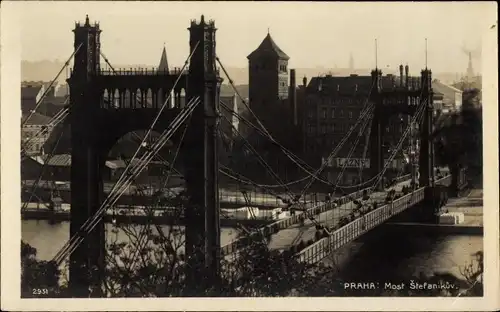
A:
219 102 331 186
125 111 193 273
21 99 70 157
217 58 336 187
290 83 376 212
331 105 376 196
365 98 427 196
22 124 67 210
219 113 297 202
87 44 199 220
53 97 200 265
357 112 373 183
22 44 82 127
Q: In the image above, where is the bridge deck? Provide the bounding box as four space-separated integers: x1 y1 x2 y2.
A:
267 179 412 250
296 175 454 264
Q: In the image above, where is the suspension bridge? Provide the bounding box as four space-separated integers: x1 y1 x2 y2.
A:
20 15 468 297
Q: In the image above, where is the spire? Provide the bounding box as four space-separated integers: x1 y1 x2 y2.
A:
349 52 354 71
158 44 169 73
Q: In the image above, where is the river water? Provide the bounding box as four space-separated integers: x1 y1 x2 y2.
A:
22 220 482 292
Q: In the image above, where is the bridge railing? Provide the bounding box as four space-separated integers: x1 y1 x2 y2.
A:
220 174 412 255
296 174 453 264
98 67 185 76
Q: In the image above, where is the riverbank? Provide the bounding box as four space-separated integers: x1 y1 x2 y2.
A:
385 188 483 236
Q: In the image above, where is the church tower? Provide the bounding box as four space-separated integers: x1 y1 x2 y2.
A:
247 32 290 116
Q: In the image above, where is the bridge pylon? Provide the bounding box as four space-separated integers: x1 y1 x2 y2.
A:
67 15 222 297
369 65 435 191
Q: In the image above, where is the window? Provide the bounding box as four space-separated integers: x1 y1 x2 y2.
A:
331 123 335 132
322 108 327 119
321 124 326 134
331 109 335 118
348 111 353 118
340 110 344 118
308 109 314 118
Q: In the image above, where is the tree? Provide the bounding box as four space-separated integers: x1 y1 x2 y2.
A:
433 88 482 185
21 241 63 297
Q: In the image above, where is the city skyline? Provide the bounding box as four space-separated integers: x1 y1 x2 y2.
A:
18 2 490 74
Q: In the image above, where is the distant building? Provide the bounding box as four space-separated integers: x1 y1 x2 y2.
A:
21 81 67 117
21 154 72 182
21 83 48 114
21 112 53 156
301 73 411 184
432 81 463 113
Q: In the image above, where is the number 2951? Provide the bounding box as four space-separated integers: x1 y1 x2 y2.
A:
32 288 49 295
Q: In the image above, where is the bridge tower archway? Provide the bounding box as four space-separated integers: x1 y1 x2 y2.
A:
68 15 222 296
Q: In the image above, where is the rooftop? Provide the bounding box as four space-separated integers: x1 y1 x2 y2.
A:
247 33 290 60
22 112 52 125
21 85 43 99
31 154 71 167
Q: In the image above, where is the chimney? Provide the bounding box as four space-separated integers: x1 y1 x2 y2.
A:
399 64 404 87
290 69 298 126
302 76 307 87
405 65 409 88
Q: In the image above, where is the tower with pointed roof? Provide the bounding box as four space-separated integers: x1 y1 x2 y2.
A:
247 32 290 114
158 45 169 73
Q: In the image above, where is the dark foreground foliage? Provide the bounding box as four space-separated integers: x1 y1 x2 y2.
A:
21 239 482 297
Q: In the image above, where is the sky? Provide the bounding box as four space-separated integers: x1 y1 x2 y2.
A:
15 1 494 73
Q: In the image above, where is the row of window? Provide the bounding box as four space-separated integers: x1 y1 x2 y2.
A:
307 97 366 107
253 63 288 72
308 108 355 119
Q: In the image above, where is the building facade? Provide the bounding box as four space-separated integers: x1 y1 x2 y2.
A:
21 112 54 156
301 73 414 185
432 80 463 113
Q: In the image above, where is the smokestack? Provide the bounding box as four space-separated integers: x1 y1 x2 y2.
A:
303 76 307 87
399 64 404 87
405 65 409 88
290 69 298 126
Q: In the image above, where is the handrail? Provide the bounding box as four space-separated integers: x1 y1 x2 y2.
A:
296 174 453 263
221 174 413 254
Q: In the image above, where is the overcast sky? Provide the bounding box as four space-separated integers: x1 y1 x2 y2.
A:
17 1 494 73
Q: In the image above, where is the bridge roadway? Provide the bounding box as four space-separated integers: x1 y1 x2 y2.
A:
23 180 319 209
220 174 415 256
296 174 456 264
266 179 412 251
